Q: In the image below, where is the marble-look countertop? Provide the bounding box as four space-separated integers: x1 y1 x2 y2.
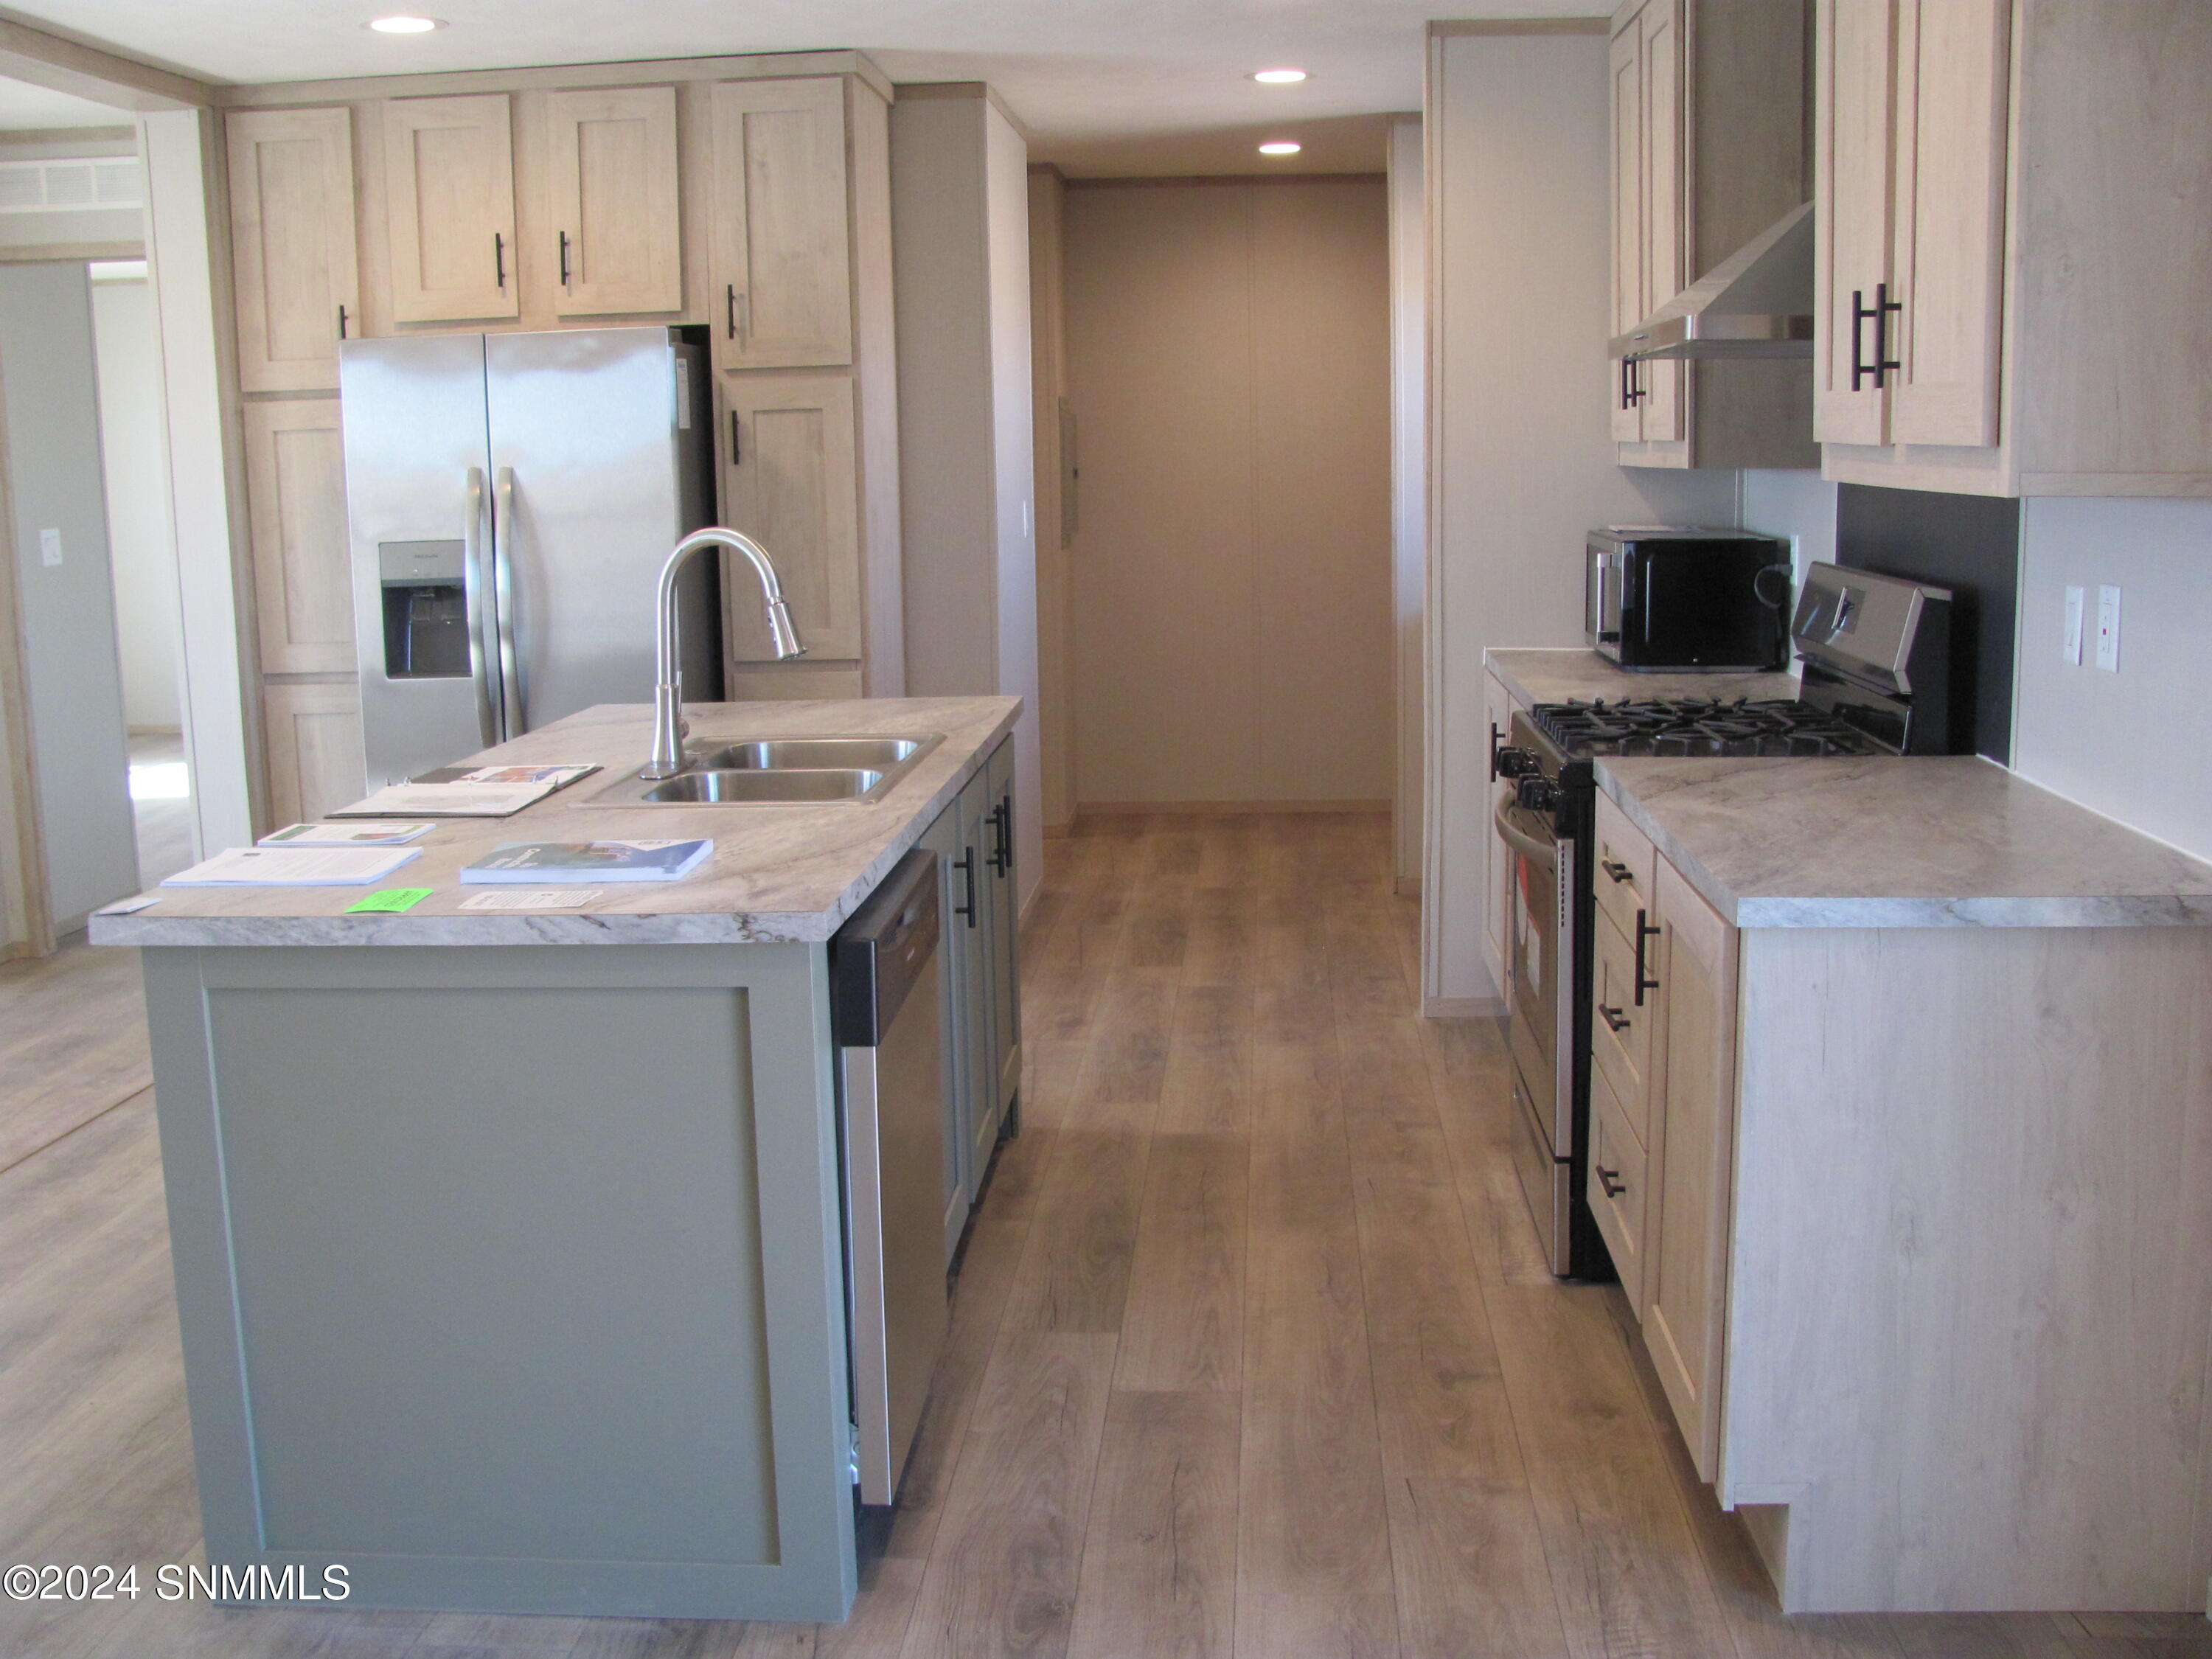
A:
89 697 1020 947
1486 647 1799 712
1598 754 2212 928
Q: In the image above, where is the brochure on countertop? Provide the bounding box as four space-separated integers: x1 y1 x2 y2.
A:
459 839 712 884
258 821 434 847
326 764 599 819
161 846 425 887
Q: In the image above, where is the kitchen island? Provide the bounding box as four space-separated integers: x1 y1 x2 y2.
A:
88 695 1021 1623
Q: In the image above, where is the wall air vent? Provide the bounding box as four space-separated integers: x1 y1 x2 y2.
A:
0 157 142 214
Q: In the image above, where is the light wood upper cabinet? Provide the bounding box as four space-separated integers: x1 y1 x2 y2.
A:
243 398 354 675
382 93 519 323
226 108 360 393
1608 21 1646 445
710 78 853 369
1643 855 1739 1483
1815 0 2007 451
1635 0 1686 444
546 86 682 317
720 373 861 664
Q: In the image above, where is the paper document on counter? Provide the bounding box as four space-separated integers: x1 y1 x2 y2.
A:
327 764 601 819
259 821 434 846
162 846 425 887
460 840 712 884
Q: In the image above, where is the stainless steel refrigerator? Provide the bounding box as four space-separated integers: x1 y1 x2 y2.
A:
340 326 718 787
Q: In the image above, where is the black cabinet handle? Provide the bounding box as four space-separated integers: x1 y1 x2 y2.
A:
1633 909 1661 1006
1851 283 1902 389
1599 1004 1631 1034
1600 858 1633 884
989 799 1011 876
729 412 741 465
1596 1164 1627 1199
1629 358 1644 406
726 283 739 339
954 849 978 928
337 303 349 340
494 232 507 290
1489 721 1500 782
559 230 571 286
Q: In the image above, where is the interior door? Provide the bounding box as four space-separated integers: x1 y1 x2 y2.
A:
484 328 690 734
1814 0 1900 446
1885 0 2011 448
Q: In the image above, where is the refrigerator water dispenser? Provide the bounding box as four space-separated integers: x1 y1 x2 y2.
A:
378 540 470 679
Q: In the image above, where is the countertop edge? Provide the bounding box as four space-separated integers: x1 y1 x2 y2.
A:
90 700 1021 949
1594 759 2212 931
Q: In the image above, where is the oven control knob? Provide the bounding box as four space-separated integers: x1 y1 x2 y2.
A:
1495 745 1540 779
1515 775 1560 815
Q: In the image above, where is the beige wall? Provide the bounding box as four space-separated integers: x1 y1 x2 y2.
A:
1064 176 1394 808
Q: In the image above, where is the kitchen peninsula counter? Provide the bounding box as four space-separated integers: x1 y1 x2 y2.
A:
95 696 1023 1625
91 696 1020 947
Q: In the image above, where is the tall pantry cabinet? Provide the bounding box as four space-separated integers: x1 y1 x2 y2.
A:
219 54 904 827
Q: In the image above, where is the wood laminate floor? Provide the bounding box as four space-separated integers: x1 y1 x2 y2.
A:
0 814 2206 1659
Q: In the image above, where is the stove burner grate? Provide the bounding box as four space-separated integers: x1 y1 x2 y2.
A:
1530 697 1880 759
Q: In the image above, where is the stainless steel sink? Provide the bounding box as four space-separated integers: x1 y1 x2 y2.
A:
585 731 943 807
697 737 926 771
637 768 883 804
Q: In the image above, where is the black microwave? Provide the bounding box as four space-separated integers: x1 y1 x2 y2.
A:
1586 527 1792 672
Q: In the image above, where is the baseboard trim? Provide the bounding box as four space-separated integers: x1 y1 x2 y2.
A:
1076 799 1391 816
1422 995 1503 1019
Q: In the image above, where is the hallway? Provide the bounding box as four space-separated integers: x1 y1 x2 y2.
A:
0 817 2203 1658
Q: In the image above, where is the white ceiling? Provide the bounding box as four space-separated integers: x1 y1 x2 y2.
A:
4 0 1602 171
0 76 132 131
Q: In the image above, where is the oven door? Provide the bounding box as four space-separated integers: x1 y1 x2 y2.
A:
1495 796 1568 1134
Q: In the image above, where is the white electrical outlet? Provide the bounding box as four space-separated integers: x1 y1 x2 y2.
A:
2062 586 2084 664
38 527 61 567
2095 584 2121 672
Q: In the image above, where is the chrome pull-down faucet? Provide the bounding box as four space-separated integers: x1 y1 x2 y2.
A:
643 527 804 780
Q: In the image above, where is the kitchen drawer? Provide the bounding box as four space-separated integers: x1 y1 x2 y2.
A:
1592 905 1654 1143
1593 790 1658 945
1588 1064 1649 1312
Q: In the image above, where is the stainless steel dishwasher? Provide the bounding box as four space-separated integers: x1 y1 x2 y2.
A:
830 848 950 1506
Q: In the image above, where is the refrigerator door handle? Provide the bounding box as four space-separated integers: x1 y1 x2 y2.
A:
493 465 526 740
462 466 500 746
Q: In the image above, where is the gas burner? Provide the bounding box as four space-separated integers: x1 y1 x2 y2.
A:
1530 697 1880 760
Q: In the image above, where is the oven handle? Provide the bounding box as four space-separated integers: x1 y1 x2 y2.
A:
1493 799 1559 871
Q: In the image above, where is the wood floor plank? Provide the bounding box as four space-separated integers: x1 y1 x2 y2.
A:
1113 1134 1246 1393
1156 985 1253 1136
1384 1475 1569 1659
998 1127 1150 1335
1181 887 1259 990
1066 1390 1239 1659
732 1556 926 1658
897 1333 1119 1659
1885 1615 2084 1659
568 1618 742 1659
0 939 151 1173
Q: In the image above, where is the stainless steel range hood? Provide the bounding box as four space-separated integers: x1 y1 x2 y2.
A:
1610 201 1813 362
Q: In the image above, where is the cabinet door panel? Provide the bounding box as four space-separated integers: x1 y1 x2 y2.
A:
547 86 682 317
1814 0 1899 445
1483 672 1515 997
917 802 970 1264
956 772 998 1194
1638 0 1686 442
262 681 365 827
244 399 354 675
227 108 358 393
1610 18 1647 442
710 79 852 369
985 737 1020 1120
383 94 519 323
1645 858 1739 1481
1589 1067 1650 1314
1886 0 2009 448
720 374 861 663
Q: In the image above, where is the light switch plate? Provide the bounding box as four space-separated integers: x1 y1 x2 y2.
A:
2095 585 2121 672
38 527 61 567
2062 586 2084 664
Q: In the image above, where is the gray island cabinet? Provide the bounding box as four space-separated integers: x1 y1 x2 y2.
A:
90 697 1022 1622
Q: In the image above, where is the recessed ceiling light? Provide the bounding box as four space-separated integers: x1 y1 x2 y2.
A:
366 14 445 32
1258 141 1302 156
1252 69 1309 84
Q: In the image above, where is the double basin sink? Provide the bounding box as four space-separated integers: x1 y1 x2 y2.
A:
591 735 942 807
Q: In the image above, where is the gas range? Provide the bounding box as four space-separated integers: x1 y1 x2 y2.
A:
1489 563 1958 1279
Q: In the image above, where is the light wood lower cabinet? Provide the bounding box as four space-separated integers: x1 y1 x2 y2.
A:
1481 669 1514 1000
243 398 353 676
718 373 861 667
261 681 365 825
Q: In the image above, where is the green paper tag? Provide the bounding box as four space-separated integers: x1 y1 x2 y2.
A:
346 888 432 914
